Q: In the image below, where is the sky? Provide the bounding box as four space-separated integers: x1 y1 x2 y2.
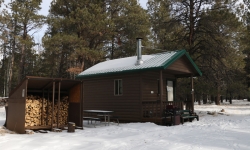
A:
1 100 250 150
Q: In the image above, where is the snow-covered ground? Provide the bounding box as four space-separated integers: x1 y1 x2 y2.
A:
1 100 250 150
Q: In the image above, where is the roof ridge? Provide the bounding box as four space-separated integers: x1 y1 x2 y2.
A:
151 49 184 55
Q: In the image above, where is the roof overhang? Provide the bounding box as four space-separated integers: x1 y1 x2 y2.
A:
77 50 202 79
9 76 82 97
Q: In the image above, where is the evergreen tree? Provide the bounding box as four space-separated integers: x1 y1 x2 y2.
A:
149 0 246 105
8 0 45 83
42 0 110 78
42 0 150 78
195 2 245 105
0 0 44 96
106 0 150 59
242 0 250 101
147 0 182 51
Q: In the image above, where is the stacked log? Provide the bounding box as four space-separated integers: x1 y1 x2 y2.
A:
25 95 69 127
47 98 69 126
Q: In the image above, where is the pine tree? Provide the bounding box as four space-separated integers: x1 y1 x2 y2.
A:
42 0 110 78
105 0 150 59
195 2 245 105
8 0 45 83
147 0 181 51
149 0 245 105
42 0 150 78
0 0 45 95
243 0 250 101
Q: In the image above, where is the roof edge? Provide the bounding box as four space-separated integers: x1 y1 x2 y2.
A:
162 50 202 76
162 50 186 69
184 53 202 76
76 67 162 79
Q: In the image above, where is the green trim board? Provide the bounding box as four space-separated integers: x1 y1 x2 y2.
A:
184 53 202 76
77 50 202 79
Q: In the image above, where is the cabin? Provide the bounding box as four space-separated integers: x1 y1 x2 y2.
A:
77 38 202 124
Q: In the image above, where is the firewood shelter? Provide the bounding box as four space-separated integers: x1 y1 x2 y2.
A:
6 76 83 134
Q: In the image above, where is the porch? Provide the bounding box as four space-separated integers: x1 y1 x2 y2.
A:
141 100 193 125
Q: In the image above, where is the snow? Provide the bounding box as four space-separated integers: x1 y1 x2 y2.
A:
81 55 154 73
1 100 250 150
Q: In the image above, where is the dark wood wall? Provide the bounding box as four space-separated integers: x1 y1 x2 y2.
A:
83 73 141 122
82 55 199 123
166 56 196 75
68 83 83 127
141 71 175 102
7 80 27 134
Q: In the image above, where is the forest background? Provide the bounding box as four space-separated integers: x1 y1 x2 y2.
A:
1 0 250 105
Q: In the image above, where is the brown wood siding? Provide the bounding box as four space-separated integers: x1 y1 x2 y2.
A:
68 102 82 126
167 56 196 74
83 73 141 122
141 71 175 102
69 84 81 103
68 83 82 127
9 79 27 99
7 80 27 133
7 99 26 134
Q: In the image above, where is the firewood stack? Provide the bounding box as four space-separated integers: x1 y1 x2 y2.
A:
47 96 69 126
25 95 69 127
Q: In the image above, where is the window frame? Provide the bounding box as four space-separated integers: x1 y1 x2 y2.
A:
114 79 123 96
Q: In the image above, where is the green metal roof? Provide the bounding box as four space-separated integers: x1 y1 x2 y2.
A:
77 50 202 78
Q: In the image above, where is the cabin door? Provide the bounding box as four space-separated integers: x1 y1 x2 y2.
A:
166 80 174 101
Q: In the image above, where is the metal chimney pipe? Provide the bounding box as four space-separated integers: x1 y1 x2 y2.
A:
135 38 143 65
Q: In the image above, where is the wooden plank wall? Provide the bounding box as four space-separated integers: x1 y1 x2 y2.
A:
9 79 27 99
83 73 141 122
7 80 27 134
167 56 196 74
141 71 175 102
141 71 161 101
69 84 82 126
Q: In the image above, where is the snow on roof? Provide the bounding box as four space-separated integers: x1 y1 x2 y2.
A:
78 50 181 77
85 55 154 72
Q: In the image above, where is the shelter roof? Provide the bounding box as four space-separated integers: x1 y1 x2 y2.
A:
9 76 81 96
77 50 202 78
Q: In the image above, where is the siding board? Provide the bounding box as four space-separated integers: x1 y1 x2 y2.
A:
83 73 141 122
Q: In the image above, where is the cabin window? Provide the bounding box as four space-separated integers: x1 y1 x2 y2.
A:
114 79 123 95
167 80 174 101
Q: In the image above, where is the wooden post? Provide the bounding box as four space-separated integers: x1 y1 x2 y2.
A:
42 89 44 125
160 70 163 115
47 89 49 125
57 81 61 128
80 81 83 127
191 76 194 112
51 81 55 130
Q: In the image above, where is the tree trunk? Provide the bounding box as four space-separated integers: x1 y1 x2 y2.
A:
188 0 194 52
211 95 214 103
229 92 232 104
214 83 221 105
203 94 207 104
226 89 228 102
18 44 25 83
196 94 201 105
7 35 16 96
